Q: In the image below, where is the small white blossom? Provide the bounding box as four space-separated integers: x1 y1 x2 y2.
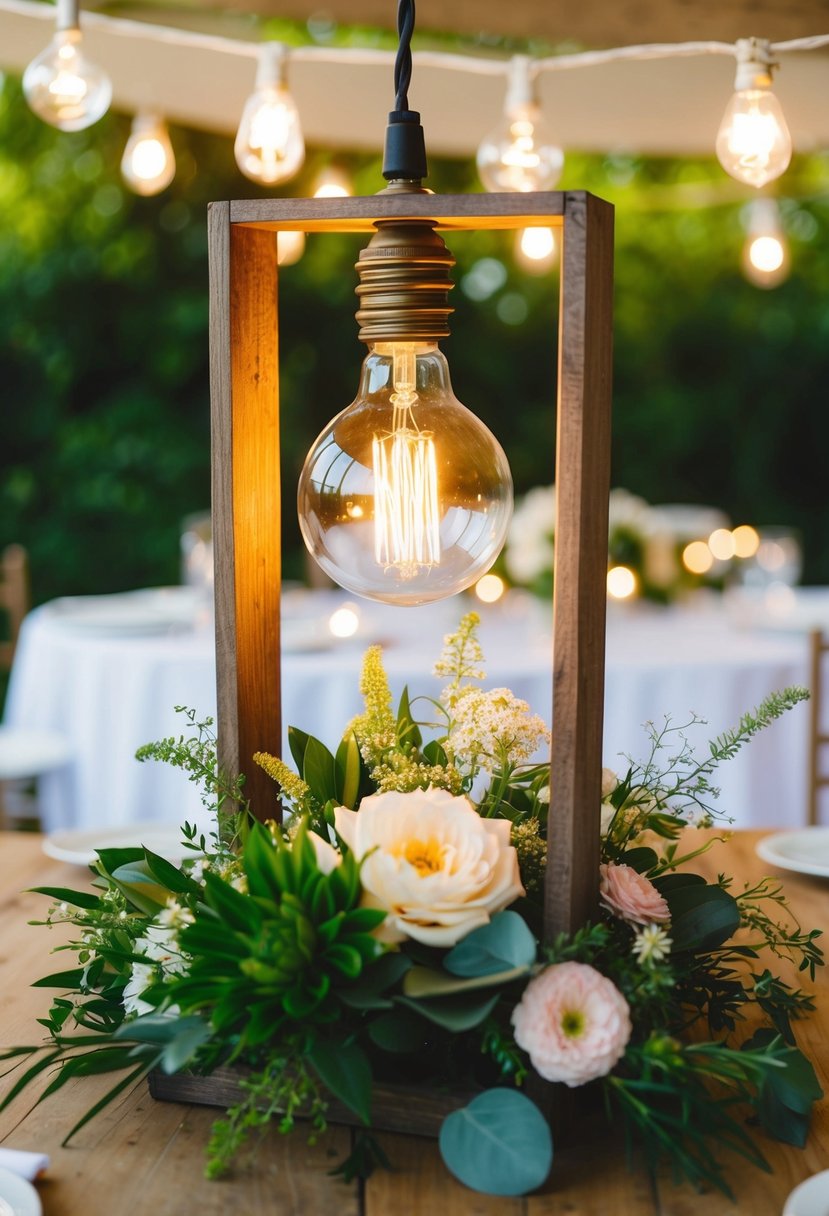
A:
601 768 619 799
447 688 550 772
122 924 189 1018
157 900 195 930
632 923 673 966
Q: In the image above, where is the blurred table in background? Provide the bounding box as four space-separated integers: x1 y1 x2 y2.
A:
3 587 813 833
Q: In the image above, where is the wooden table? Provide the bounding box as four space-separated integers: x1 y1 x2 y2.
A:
0 830 826 1215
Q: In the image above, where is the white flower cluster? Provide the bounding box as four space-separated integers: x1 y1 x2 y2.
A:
447 687 550 772
122 906 192 1018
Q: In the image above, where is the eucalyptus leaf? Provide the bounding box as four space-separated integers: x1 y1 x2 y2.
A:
396 990 499 1032
403 964 530 999
439 1089 553 1196
444 911 537 977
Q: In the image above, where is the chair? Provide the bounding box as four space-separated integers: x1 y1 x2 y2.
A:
0 546 72 828
807 629 829 826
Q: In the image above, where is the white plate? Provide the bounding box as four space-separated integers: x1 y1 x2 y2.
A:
756 828 829 878
0 1166 42 1216
44 588 201 637
783 1169 829 1216
43 823 188 867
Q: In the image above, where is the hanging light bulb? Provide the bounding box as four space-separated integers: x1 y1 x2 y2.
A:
716 38 792 188
742 198 790 288
121 113 176 196
22 0 111 132
515 226 557 274
298 13 513 606
235 42 305 186
477 56 564 193
313 167 353 198
298 220 513 606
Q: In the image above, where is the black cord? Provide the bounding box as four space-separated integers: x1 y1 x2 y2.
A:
394 0 415 111
382 0 427 181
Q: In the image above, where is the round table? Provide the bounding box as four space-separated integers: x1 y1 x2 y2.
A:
3 588 811 832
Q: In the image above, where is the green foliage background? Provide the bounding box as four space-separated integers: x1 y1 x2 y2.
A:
1 73 827 605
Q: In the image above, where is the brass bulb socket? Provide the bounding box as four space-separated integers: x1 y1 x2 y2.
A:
355 219 455 343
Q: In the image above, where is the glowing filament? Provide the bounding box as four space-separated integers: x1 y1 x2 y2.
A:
372 346 440 578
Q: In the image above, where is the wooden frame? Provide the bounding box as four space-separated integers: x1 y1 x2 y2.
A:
208 188 614 941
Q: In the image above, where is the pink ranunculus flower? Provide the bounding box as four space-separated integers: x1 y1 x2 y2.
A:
511 961 631 1087
333 787 524 947
599 862 670 926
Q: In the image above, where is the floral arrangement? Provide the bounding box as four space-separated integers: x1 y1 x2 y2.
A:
504 485 728 603
2 615 822 1199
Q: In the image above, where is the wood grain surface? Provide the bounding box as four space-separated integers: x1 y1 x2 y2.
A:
0 830 826 1214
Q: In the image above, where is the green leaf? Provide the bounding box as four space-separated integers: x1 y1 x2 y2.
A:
368 1011 427 1054
619 847 658 874
29 886 103 910
444 912 537 977
396 686 422 749
439 1089 553 1196
31 968 86 989
301 736 339 805
667 884 741 951
161 1020 213 1073
336 732 363 809
308 1040 372 1125
95 846 146 874
652 873 706 893
396 990 499 1032
142 849 202 897
422 740 448 767
403 965 530 999
288 726 311 773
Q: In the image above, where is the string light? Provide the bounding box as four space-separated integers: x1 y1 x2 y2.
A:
607 566 637 599
22 0 111 132
742 198 790 288
235 42 305 186
716 39 792 188
121 112 175 195
477 56 564 193
12 3 829 194
276 230 306 265
312 166 352 198
515 226 557 274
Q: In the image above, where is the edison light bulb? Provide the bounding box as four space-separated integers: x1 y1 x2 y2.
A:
121 113 175 195
298 342 513 605
742 198 789 288
477 56 563 193
23 0 111 132
235 42 304 186
716 39 792 188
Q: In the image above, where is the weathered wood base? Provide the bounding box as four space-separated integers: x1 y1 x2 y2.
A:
149 1067 479 1139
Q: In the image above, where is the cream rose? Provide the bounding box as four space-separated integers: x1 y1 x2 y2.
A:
333 788 524 947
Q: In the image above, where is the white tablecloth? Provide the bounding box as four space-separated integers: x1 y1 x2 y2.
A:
4 590 811 832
